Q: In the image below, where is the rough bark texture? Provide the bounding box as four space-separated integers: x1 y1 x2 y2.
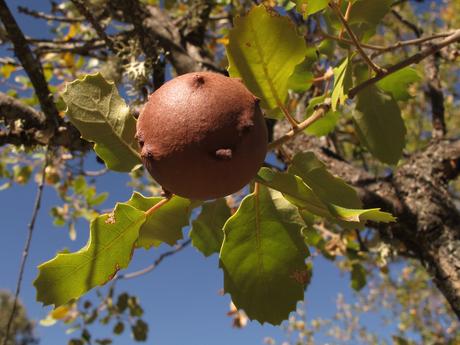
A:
275 120 460 319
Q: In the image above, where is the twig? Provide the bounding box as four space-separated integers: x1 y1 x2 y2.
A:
17 5 84 23
425 50 446 139
268 99 331 150
348 29 460 98
320 27 454 54
329 1 385 75
391 9 422 38
370 32 456 58
117 239 192 280
338 1 352 39
0 57 19 66
69 0 115 52
34 40 106 55
2 148 50 345
0 0 60 130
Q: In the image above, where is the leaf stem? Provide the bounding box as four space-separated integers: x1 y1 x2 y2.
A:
280 104 299 129
3 147 50 345
268 99 331 151
329 1 386 75
145 196 172 216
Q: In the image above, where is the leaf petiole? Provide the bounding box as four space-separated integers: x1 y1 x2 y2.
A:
145 196 172 216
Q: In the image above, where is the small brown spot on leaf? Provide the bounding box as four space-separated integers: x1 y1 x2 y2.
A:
245 42 251 47
105 213 116 224
290 269 311 285
103 264 121 285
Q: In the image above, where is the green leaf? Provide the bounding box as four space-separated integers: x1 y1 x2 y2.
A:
376 67 421 101
325 0 393 42
62 73 141 172
126 192 192 248
131 319 148 341
392 336 415 345
288 152 362 208
226 5 307 115
348 0 392 28
256 167 395 226
220 185 309 325
128 296 144 317
256 168 331 219
351 263 366 291
302 227 322 247
68 339 84 345
353 85 406 165
295 0 329 18
304 96 339 136
113 322 124 335
190 199 231 257
287 55 316 93
328 204 396 223
331 56 353 111
34 203 146 307
116 293 128 313
88 192 109 207
269 189 307 227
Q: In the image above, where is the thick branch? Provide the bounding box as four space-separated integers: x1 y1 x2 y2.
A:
0 0 59 129
0 91 90 151
393 140 460 319
0 92 45 127
274 120 460 320
109 1 205 75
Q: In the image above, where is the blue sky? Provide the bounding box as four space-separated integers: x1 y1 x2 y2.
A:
1 153 360 345
0 1 409 344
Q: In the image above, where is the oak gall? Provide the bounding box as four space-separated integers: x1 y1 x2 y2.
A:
136 72 268 200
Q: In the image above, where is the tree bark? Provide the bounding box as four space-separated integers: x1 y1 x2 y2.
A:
275 121 460 319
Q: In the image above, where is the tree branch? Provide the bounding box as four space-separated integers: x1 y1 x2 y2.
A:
274 118 460 320
329 1 385 75
117 239 191 280
69 0 115 52
0 0 59 130
348 29 460 98
0 92 45 127
0 92 91 151
108 0 205 75
391 8 422 38
268 99 331 150
17 5 84 23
